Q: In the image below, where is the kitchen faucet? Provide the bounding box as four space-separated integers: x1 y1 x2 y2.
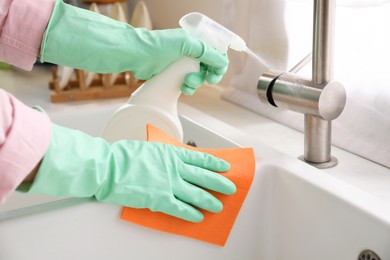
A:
257 0 346 168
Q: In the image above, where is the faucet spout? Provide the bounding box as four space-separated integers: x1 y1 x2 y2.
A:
313 0 334 85
257 0 346 169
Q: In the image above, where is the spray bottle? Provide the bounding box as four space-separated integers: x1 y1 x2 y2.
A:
102 12 247 142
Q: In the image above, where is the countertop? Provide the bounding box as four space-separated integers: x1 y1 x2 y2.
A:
1 65 390 205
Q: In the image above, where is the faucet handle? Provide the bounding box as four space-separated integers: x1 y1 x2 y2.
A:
257 71 346 121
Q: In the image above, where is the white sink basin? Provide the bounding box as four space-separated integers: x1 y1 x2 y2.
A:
1 101 390 260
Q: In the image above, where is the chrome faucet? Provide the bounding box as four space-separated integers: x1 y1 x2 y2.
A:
257 0 346 168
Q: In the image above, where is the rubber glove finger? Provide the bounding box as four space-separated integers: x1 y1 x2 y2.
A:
209 64 229 76
205 73 223 85
199 44 229 68
180 69 206 95
174 147 231 172
184 38 228 69
204 62 228 84
156 196 205 223
198 45 228 69
179 163 236 195
132 69 153 81
175 182 223 213
181 84 196 96
198 57 228 84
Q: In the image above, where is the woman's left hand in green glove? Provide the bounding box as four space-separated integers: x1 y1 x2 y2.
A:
26 124 236 223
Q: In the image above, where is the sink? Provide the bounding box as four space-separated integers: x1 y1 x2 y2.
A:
255 163 390 259
1 101 390 260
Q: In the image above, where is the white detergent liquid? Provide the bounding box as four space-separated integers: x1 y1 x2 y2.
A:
245 47 270 69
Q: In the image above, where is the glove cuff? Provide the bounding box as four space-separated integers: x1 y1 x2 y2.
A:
27 123 111 198
40 0 138 73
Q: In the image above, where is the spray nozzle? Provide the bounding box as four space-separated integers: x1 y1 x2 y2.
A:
179 12 247 53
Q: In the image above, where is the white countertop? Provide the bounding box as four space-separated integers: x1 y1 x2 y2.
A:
1 65 390 205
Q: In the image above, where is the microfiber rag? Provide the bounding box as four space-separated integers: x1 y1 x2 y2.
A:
121 124 255 246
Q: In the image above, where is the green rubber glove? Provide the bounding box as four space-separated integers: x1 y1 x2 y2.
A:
27 124 236 223
41 0 229 95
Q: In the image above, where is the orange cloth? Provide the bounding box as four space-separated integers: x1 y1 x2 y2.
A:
121 124 255 246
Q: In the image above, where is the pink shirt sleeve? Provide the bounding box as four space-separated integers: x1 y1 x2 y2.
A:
0 89 51 204
0 0 55 70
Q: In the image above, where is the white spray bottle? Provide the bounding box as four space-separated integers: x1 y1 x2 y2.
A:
102 12 247 142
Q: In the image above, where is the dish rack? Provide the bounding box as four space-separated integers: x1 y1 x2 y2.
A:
48 68 143 102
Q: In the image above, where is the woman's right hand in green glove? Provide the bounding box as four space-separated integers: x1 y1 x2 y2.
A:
122 27 229 95
26 124 236 223
41 0 229 95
